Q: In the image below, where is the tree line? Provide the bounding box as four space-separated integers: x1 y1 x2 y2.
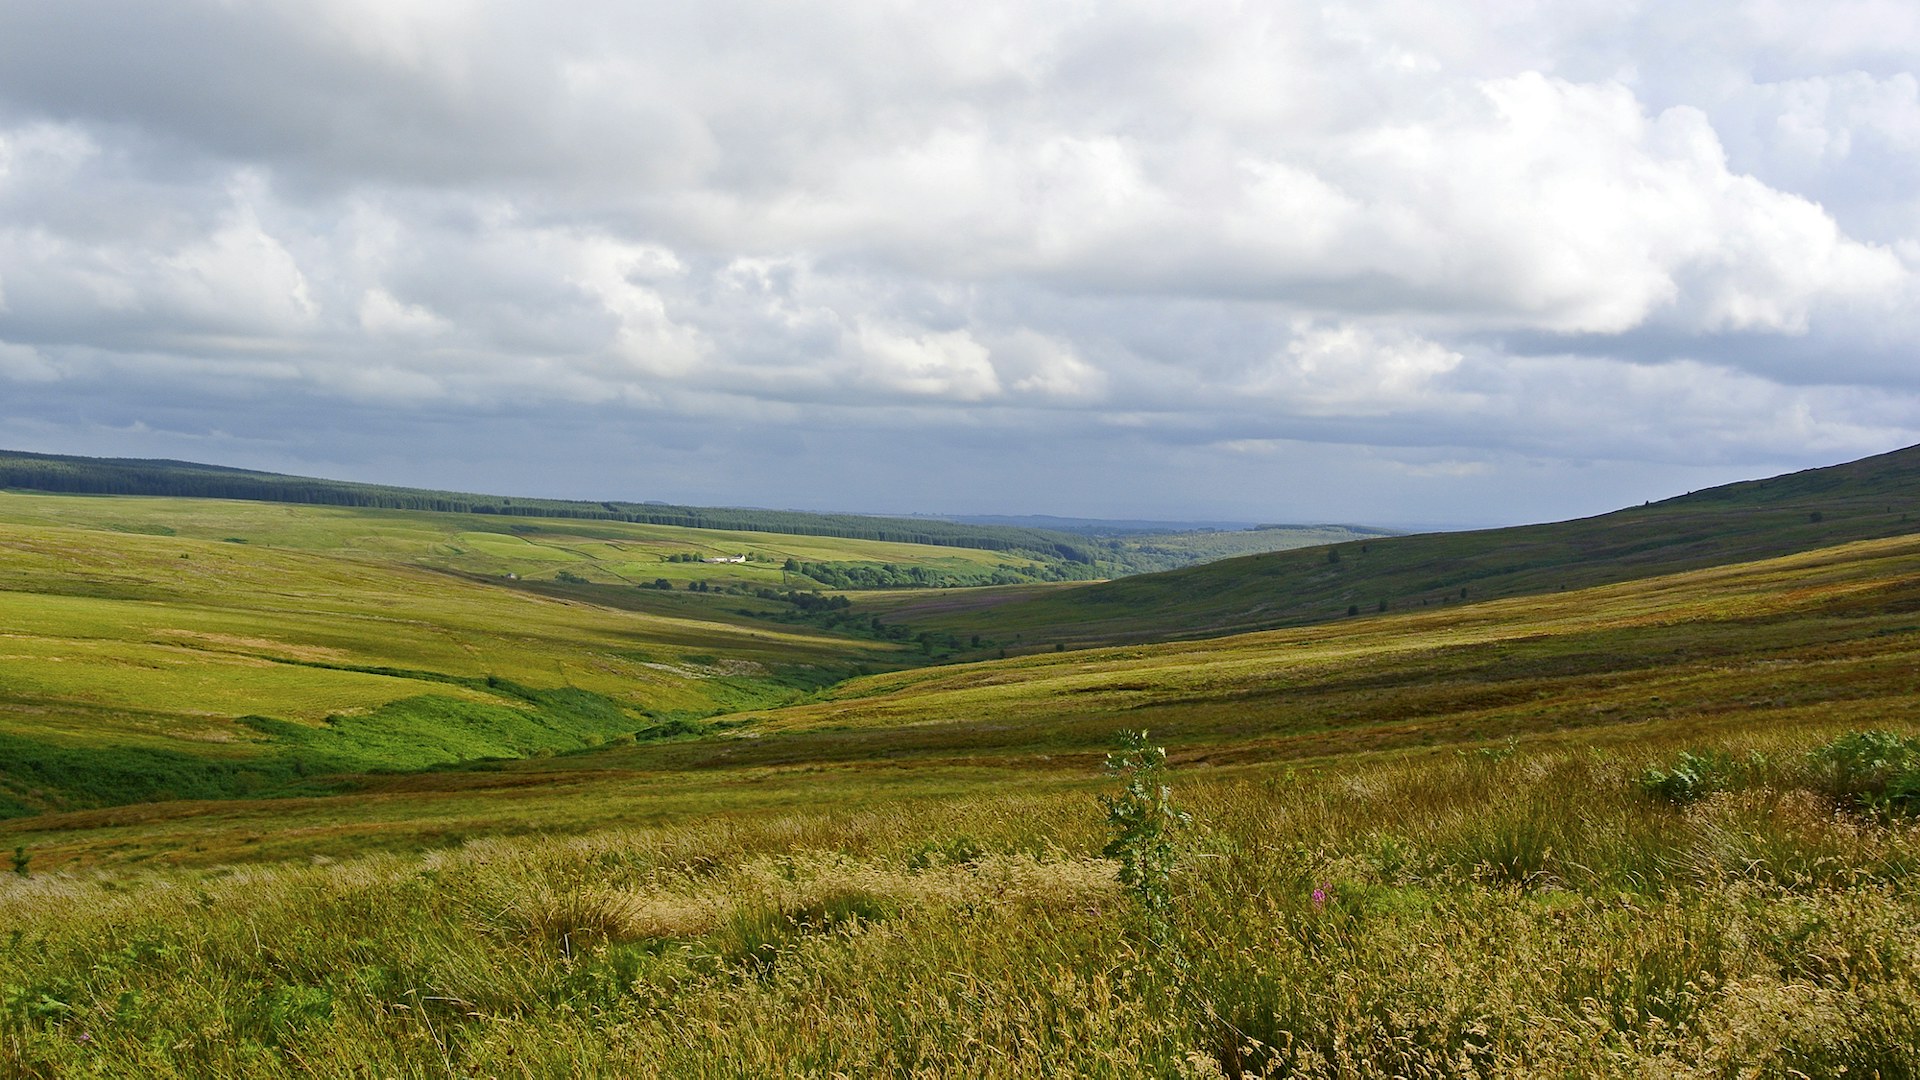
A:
0 450 1100 563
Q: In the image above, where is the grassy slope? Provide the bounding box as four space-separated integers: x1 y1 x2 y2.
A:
0 447 1104 560
4 534 1920 1075
0 491 1047 590
5 492 1920 1072
1096 523 1397 571
11 727 1917 1077
0 505 913 815
734 531 1920 756
884 441 1920 648
6 441 1918 824
0 449 1406 578
8 529 1917 868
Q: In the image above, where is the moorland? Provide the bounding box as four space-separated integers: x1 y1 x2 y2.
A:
2 446 1919 1076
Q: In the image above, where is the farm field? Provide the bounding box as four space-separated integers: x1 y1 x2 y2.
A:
0 491 1052 591
2 454 1920 1075
0 450 1384 580
0 500 926 817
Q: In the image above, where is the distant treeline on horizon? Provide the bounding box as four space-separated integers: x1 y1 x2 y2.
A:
0 449 1103 564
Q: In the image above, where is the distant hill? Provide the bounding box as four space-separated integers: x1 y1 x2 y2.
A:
884 443 1920 647
0 448 1105 563
1086 523 1404 573
939 514 1264 536
0 448 1395 579
933 514 1401 571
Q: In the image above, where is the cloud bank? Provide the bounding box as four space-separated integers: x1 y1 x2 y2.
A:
1 1 1916 524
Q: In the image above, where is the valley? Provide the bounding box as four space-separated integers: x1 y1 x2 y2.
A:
2 447 1918 1076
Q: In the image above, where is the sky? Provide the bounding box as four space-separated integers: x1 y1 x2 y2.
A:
1 2 1918 528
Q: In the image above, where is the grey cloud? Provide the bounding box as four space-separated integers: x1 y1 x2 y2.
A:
0 1 1917 524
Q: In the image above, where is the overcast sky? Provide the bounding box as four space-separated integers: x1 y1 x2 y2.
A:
2 2 1917 527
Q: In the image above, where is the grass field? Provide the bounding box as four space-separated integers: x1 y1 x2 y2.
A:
0 449 1408 579
4 455 1920 1075
4 713 1917 1074
8 529 1916 869
0 501 922 816
0 491 1051 590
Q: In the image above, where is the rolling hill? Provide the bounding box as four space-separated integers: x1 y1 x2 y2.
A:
5 447 1920 1076
882 442 1920 648
0 448 1390 579
0 496 947 818
5 441 1917 818
0 490 1063 593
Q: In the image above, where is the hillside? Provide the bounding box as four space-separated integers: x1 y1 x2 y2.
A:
0 491 1063 594
5 484 1372 818
0 448 1385 578
6 442 1916 820
884 442 1920 648
6 499 1920 1075
0 448 1104 567
728 530 1920 758
0 499 931 818
9 524 1919 864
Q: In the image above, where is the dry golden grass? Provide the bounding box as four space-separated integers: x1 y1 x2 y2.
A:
7 728 1920 1076
4 503 1920 1073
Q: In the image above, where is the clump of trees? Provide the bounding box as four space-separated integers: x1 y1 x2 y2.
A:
785 559 1090 590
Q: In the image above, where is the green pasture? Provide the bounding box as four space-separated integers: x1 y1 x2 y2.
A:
7 530 1918 869
3 462 1920 1074
0 513 903 815
0 491 1049 590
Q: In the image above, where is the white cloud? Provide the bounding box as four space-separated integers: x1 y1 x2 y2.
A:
565 237 705 378
160 191 318 333
0 2 1916 521
995 330 1107 401
1307 74 1908 335
1248 323 1465 415
357 288 450 337
0 340 57 382
1676 171 1905 334
852 322 1001 402
1761 73 1920 166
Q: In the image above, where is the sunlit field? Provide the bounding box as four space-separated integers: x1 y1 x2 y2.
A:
9 0 1920 1071
6 720 1919 1076
2 475 1919 1074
